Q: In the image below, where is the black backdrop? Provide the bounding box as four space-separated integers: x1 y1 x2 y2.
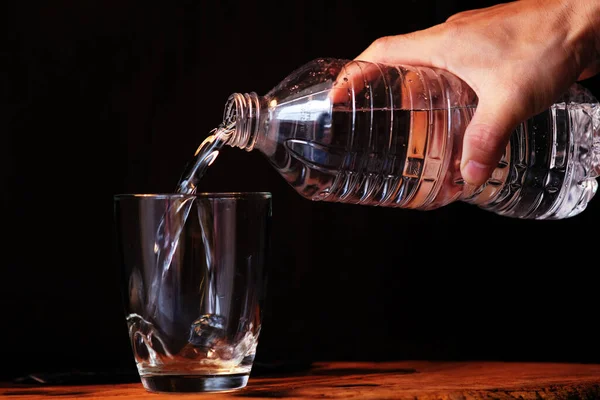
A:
5 0 600 380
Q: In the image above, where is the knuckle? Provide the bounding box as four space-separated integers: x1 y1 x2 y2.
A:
440 20 464 39
446 11 468 22
369 36 396 55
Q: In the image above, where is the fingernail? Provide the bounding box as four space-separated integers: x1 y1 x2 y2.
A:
463 160 491 185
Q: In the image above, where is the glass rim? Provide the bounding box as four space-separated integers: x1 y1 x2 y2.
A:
114 192 272 200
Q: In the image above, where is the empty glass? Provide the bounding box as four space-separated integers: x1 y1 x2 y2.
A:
113 192 271 393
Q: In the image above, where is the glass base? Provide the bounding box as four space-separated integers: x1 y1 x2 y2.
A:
141 373 249 393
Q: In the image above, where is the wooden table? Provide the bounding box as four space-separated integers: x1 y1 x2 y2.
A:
3 361 600 399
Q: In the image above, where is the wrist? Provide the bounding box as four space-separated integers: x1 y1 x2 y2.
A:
569 0 600 70
587 1 600 55
556 0 600 76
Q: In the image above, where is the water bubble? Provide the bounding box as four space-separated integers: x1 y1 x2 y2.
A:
315 190 330 200
510 183 522 191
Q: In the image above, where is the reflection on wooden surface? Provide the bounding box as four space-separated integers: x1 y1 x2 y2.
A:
3 361 600 399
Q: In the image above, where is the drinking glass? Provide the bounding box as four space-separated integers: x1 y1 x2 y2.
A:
113 192 271 393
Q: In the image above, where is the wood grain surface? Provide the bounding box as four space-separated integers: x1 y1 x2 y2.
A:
3 361 600 399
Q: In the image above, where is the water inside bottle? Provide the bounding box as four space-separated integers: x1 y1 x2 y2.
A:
270 103 598 219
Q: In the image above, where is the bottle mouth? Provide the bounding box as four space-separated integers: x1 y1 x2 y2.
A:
223 92 260 151
223 94 238 128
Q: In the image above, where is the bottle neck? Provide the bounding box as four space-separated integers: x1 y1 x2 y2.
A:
223 92 262 152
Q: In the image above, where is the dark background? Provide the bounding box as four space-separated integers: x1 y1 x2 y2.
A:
4 0 600 381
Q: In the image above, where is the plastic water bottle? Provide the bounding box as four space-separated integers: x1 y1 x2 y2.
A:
220 58 600 220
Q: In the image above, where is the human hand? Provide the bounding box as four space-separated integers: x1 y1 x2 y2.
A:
355 0 600 186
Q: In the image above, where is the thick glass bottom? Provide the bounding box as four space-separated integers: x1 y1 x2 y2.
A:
141 373 249 393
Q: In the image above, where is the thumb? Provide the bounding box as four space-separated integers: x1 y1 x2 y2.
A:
460 96 523 186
